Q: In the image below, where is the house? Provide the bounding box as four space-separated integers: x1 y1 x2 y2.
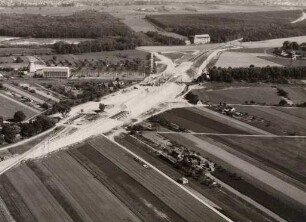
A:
191 34 211 45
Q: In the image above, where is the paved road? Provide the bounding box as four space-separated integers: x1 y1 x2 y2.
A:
3 83 45 104
0 92 40 114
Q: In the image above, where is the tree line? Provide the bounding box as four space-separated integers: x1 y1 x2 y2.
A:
53 31 185 54
53 36 144 54
0 112 55 144
197 66 306 83
145 31 185 46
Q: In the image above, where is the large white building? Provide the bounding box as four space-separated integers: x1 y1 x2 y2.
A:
37 66 70 79
192 34 211 45
28 62 70 79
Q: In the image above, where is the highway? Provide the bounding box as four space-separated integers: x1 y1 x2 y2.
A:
0 42 257 221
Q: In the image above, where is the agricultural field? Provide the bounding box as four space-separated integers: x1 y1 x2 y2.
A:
106 3 290 38
277 86 306 104
0 93 39 120
231 106 306 135
0 136 229 222
257 55 306 67
88 136 227 222
138 43 222 53
192 85 282 105
160 133 306 221
241 36 306 48
205 135 306 185
39 49 148 65
0 47 53 56
1 38 93 46
158 107 267 135
214 52 282 68
0 6 91 16
0 55 30 64
120 14 186 40
115 134 279 222
161 52 187 62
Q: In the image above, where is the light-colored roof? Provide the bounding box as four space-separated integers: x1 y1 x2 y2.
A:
41 66 69 71
195 34 210 38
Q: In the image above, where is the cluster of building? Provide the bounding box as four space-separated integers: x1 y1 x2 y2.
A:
138 130 220 188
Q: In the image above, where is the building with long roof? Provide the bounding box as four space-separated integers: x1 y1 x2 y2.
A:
28 62 70 79
192 34 211 45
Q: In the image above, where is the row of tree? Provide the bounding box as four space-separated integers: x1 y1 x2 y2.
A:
282 41 302 51
197 66 306 83
53 35 144 54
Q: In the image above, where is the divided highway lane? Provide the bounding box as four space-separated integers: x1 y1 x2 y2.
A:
89 135 233 222
3 83 45 104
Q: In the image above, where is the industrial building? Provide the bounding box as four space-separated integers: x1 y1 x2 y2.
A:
28 62 70 79
192 34 211 44
37 66 70 79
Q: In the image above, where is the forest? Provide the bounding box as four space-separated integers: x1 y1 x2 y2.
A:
0 10 132 38
197 66 306 83
146 10 306 42
52 31 185 54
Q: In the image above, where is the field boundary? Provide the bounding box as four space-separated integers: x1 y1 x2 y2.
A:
101 135 234 222
158 132 306 138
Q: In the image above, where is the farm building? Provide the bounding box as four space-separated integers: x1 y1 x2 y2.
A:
191 34 211 45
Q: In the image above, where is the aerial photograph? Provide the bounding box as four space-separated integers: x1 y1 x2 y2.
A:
0 0 305 221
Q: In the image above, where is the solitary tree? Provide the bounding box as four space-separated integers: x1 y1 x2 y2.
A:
41 102 49 110
279 99 288 106
99 103 106 112
2 124 21 143
15 56 24 63
283 41 291 50
14 111 26 122
185 92 199 105
291 42 300 51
